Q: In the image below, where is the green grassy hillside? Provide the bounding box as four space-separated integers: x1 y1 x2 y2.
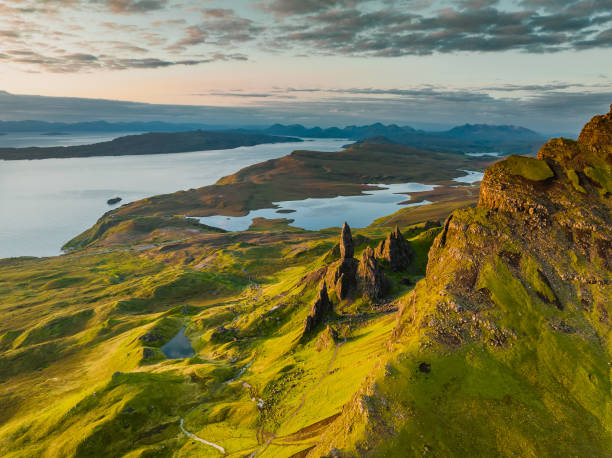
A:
1 109 610 457
305 108 612 457
0 218 439 457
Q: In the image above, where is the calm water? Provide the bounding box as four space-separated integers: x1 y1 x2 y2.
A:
196 183 436 232
0 131 138 148
453 170 484 184
161 327 195 359
0 138 347 258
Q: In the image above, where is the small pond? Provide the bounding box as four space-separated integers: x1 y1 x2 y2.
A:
161 327 195 359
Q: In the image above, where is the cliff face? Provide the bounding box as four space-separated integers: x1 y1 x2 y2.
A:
423 109 612 325
310 108 612 456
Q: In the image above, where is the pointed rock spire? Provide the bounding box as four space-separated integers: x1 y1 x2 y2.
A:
340 222 354 259
375 225 413 271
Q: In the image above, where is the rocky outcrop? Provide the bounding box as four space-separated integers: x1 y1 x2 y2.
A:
578 104 612 147
301 281 333 340
330 259 359 300
399 106 612 346
311 107 612 458
340 222 354 259
358 246 388 300
139 333 163 344
142 348 155 359
375 226 413 271
327 222 359 300
326 222 398 301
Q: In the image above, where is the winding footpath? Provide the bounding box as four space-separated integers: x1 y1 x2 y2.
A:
179 418 226 455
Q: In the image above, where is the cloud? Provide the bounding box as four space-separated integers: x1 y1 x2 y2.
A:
0 30 20 38
257 0 363 16
193 90 297 99
170 8 263 50
268 2 612 56
3 0 612 76
455 0 500 8
106 0 169 13
0 49 246 72
4 0 170 14
172 26 208 48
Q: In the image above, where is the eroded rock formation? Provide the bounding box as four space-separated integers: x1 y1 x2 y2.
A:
358 246 388 300
340 222 354 259
301 281 333 340
327 222 359 300
309 106 612 458
375 226 413 270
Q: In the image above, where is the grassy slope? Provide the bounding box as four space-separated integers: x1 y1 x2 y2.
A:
0 220 438 457
4 114 609 457
307 113 612 456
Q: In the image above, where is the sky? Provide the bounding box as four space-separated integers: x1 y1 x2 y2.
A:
1 0 612 133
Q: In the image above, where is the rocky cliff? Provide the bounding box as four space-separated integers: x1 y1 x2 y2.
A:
309 107 612 456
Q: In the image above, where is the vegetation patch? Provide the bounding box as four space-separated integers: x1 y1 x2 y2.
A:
566 169 586 193
41 276 85 290
17 309 94 347
500 155 554 181
584 165 612 195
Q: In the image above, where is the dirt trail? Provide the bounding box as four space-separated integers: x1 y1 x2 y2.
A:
179 418 226 455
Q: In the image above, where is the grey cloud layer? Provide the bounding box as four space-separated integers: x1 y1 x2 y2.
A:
2 0 612 73
0 49 246 72
274 3 612 56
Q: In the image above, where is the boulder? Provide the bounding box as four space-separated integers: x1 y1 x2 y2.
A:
139 332 163 344
142 348 155 359
358 246 388 300
375 226 413 271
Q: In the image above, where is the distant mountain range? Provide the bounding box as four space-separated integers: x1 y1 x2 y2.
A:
0 119 547 155
261 122 416 139
262 122 547 154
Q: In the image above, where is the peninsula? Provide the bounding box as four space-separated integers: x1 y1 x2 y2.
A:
0 130 301 160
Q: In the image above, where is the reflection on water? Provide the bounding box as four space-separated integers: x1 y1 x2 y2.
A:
0 131 137 148
196 182 436 231
465 152 502 157
0 138 347 258
161 327 195 359
452 170 484 184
